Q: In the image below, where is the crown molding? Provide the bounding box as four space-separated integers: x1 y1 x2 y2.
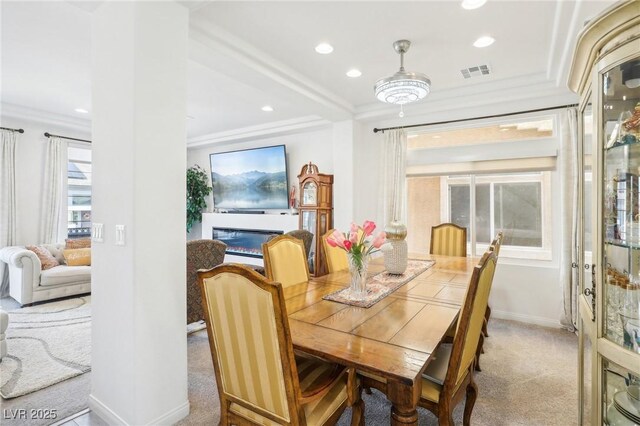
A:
189 22 354 120
1 103 91 132
354 71 565 121
187 115 330 148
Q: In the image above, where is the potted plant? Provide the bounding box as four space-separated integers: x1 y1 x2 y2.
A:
186 165 212 233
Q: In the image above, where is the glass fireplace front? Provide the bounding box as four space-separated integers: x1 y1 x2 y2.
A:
212 227 282 258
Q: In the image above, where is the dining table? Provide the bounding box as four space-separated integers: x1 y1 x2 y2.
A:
284 253 478 426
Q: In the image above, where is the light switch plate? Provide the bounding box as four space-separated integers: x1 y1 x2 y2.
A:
92 223 104 242
115 225 126 246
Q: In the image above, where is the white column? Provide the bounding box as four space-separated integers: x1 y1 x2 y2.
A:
332 120 362 230
90 2 189 425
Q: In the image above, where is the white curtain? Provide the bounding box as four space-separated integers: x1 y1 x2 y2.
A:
0 130 18 296
381 129 407 226
40 136 68 244
560 108 579 330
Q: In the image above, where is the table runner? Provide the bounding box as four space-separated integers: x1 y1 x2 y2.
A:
323 259 435 308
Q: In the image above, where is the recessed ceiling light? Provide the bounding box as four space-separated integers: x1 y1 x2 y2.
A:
346 69 362 78
315 43 334 54
432 135 442 139
473 36 495 48
261 105 274 112
462 0 487 10
74 108 89 114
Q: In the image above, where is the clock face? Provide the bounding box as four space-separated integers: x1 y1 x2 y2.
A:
303 182 317 205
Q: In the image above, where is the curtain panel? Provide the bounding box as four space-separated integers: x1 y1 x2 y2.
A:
380 129 407 226
40 136 68 244
0 130 18 296
560 108 579 330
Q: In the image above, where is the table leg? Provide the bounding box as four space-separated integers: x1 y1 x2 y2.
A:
387 379 420 426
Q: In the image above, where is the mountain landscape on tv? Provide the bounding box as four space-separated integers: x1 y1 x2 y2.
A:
211 170 288 209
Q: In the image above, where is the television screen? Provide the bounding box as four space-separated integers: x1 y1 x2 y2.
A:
209 145 289 210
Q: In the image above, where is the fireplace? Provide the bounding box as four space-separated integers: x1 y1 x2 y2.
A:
212 227 283 259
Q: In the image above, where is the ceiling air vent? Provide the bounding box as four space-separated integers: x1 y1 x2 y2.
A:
460 64 491 79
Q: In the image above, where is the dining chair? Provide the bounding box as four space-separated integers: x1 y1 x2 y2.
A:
186 239 227 325
263 234 311 288
475 231 503 371
321 229 349 273
198 264 364 426
430 223 467 257
360 250 497 426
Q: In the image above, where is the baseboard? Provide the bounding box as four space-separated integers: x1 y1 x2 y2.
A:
89 395 190 426
491 309 562 328
144 400 190 425
89 395 128 426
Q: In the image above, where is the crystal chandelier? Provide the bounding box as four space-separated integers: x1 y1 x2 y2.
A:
374 40 431 116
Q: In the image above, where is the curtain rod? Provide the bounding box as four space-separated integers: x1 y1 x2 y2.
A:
1 126 24 133
44 132 91 144
372 103 579 133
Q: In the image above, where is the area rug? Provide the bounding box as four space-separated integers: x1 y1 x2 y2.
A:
0 296 91 399
323 260 435 308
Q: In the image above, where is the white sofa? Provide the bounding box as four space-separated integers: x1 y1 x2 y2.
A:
0 244 91 306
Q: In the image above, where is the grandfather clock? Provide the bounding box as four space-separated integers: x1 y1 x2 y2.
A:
298 162 333 276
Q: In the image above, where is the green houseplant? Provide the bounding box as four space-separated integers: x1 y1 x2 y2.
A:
186 165 212 233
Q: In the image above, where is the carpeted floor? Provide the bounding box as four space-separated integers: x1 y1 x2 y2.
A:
178 318 578 426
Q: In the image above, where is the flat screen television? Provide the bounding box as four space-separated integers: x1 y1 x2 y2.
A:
209 145 289 210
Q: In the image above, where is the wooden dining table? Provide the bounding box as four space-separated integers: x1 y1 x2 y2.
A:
284 253 478 426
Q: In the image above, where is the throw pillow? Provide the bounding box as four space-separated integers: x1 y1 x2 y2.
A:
65 238 91 249
63 248 91 266
26 245 60 270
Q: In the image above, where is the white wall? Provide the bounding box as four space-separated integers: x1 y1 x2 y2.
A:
355 103 571 328
186 126 333 240
0 116 90 246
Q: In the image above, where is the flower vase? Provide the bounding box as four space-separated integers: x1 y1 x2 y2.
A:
348 253 369 299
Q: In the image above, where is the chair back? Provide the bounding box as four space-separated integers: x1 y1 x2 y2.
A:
321 229 349 273
445 251 497 388
430 223 467 257
186 239 226 324
490 231 504 258
199 264 302 425
263 235 310 288
286 230 314 260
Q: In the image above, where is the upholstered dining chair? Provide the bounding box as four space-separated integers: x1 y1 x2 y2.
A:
475 231 503 371
360 250 497 426
321 229 349 273
186 239 226 325
430 223 467 257
198 264 364 426
263 235 310 288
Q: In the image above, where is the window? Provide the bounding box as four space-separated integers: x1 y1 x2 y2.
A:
436 173 551 259
67 146 92 238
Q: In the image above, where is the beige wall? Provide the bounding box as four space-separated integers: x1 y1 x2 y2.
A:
407 176 441 254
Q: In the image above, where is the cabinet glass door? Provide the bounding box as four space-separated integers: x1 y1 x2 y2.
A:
601 56 640 354
579 98 596 426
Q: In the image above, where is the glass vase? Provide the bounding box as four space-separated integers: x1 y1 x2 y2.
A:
348 252 369 298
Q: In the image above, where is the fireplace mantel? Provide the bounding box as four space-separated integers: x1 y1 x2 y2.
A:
201 213 299 265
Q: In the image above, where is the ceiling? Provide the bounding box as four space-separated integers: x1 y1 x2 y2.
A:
0 1 618 140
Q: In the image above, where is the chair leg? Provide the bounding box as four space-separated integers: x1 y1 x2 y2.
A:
438 408 454 426
475 333 485 372
350 397 365 426
463 377 478 426
484 306 491 337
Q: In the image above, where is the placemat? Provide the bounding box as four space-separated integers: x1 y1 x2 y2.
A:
323 259 436 308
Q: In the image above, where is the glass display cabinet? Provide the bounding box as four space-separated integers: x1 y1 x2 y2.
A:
298 162 333 276
569 2 640 425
